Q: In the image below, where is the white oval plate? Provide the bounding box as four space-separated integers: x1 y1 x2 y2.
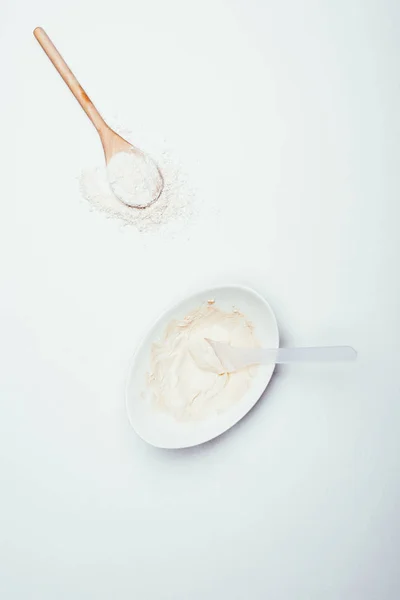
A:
125 285 279 448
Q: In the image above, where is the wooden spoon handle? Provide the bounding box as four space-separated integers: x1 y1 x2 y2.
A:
33 27 107 134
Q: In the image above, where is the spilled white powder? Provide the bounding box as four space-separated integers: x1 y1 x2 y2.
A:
147 301 259 422
107 150 163 208
80 140 194 233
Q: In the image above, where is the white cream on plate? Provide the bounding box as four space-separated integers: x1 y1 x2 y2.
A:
147 301 259 421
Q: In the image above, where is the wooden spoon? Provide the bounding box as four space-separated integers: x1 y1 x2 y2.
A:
33 27 163 208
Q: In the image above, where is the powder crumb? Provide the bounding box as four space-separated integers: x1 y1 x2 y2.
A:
79 141 194 233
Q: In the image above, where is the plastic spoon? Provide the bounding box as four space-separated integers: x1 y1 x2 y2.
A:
33 27 163 208
207 340 357 373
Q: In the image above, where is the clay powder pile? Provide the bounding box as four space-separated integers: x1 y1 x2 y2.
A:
147 301 259 421
80 145 193 232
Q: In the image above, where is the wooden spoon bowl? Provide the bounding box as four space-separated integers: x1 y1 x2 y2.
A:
33 27 163 207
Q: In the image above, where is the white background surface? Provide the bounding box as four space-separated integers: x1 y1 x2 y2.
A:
1 0 399 598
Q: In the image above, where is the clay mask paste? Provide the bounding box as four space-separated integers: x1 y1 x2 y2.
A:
147 301 259 421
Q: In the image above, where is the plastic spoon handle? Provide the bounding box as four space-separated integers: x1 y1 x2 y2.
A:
207 341 357 372
254 346 357 364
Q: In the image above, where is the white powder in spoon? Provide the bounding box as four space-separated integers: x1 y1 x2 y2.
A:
107 150 163 208
80 146 194 233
